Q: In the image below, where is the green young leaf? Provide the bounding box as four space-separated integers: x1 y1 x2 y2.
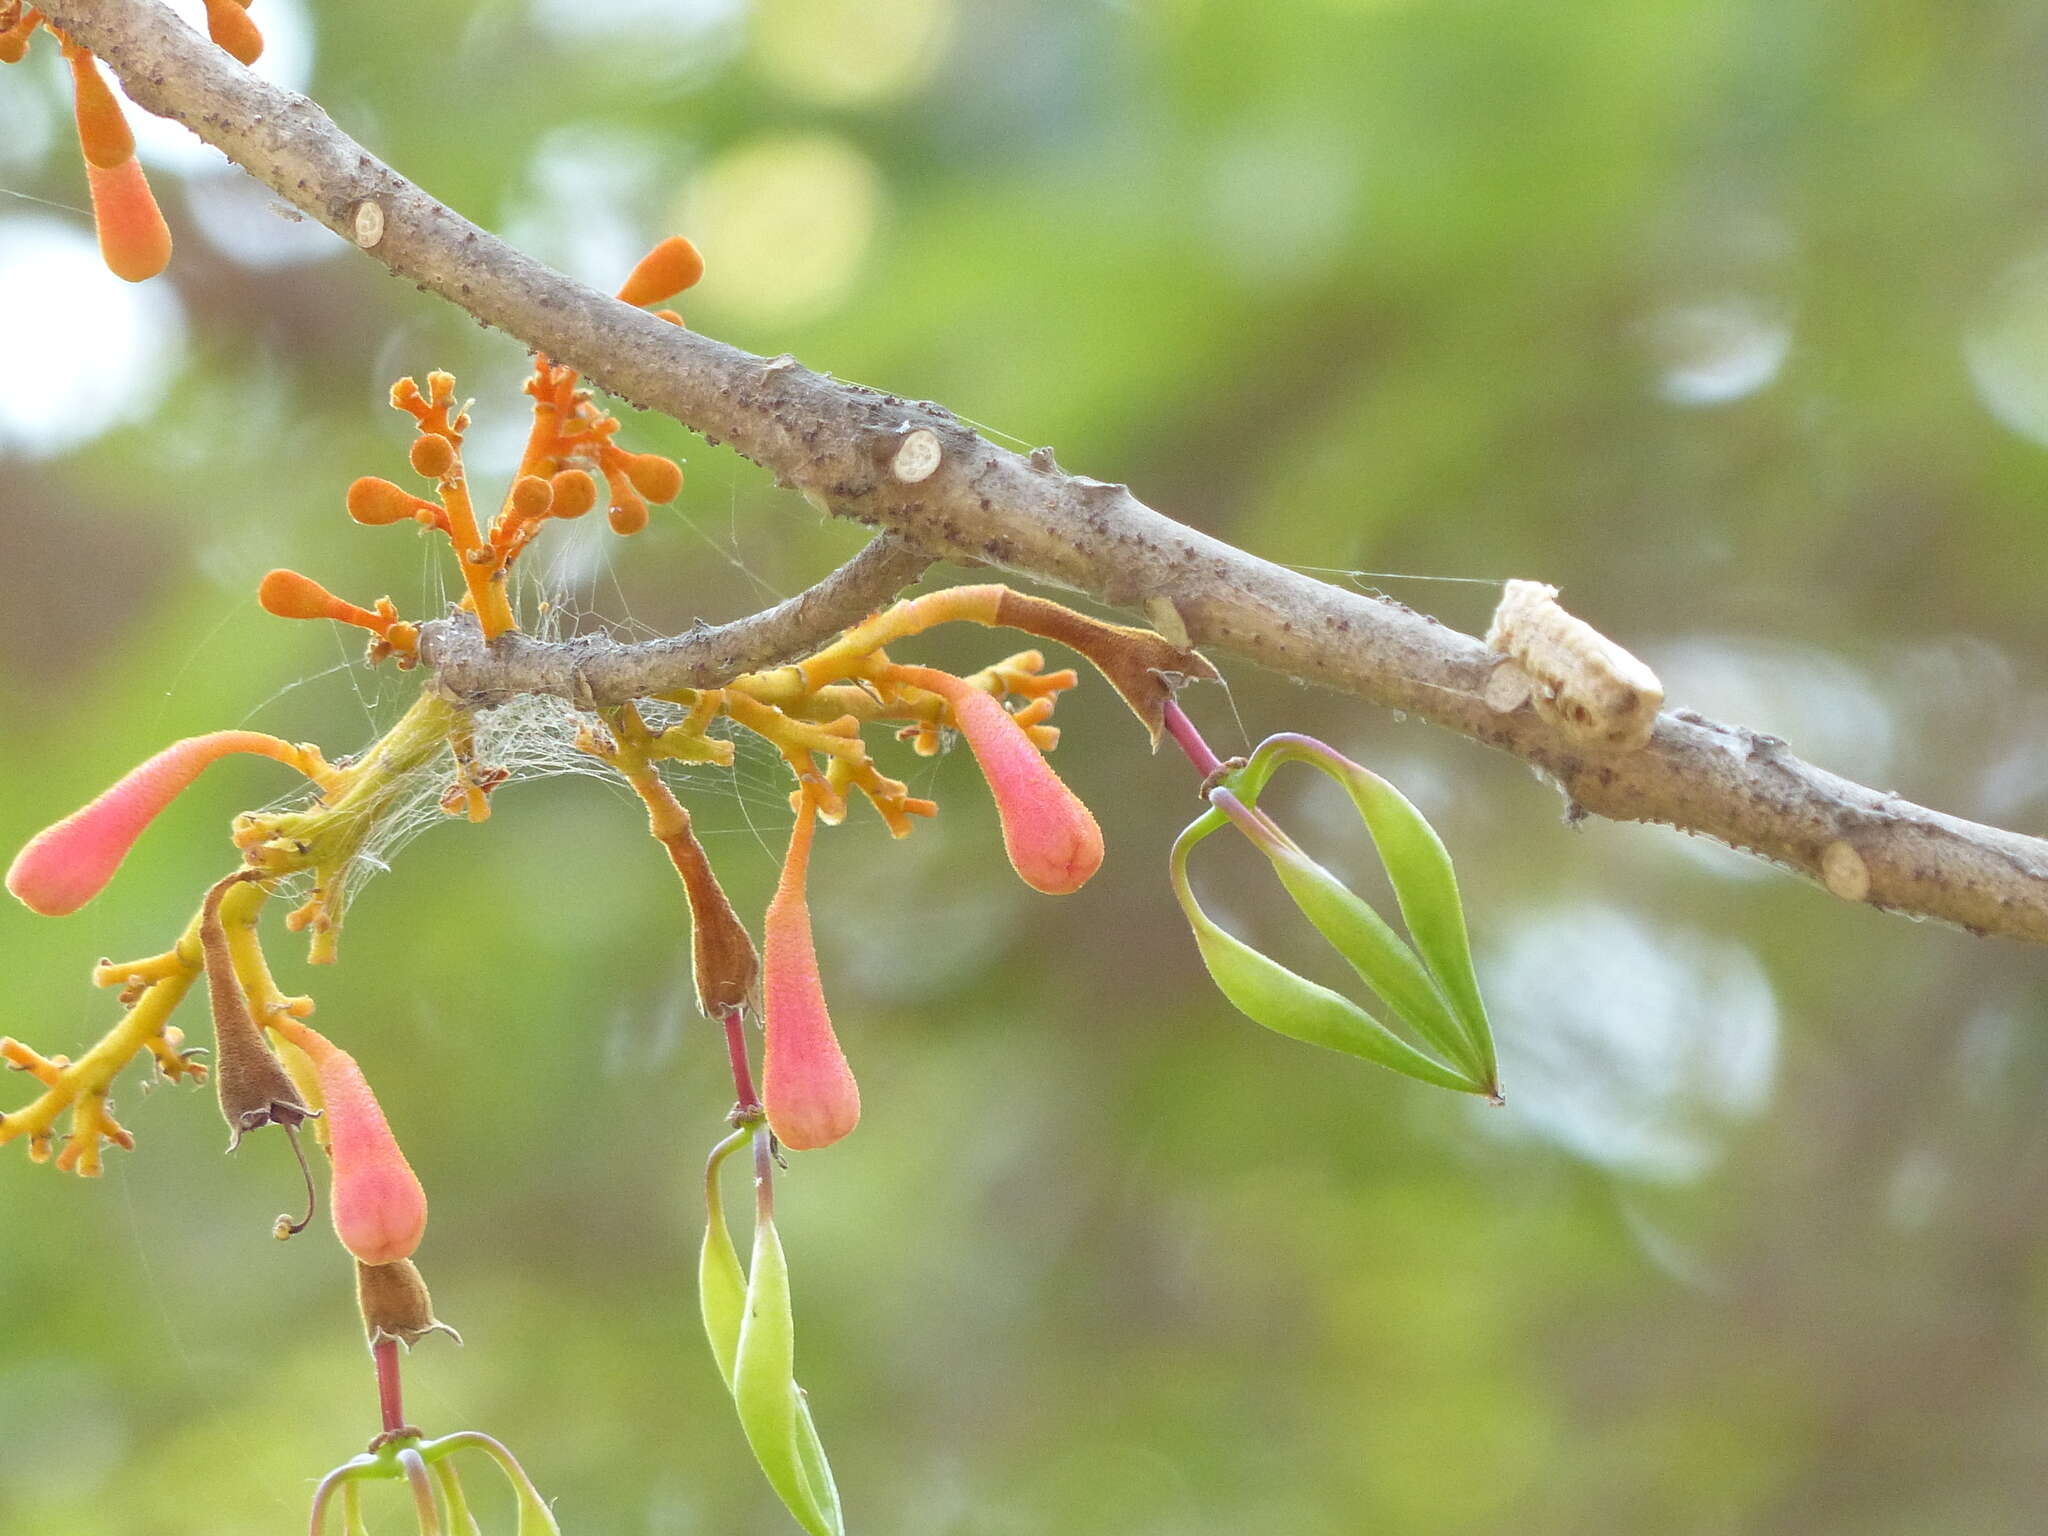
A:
794 1390 844 1536
429 1432 562 1536
1235 737 1499 1096
432 1461 484 1536
1171 811 1479 1093
509 1476 561 1536
734 1213 841 1536
700 1128 750 1392
399 1446 444 1536
1210 788 1488 1086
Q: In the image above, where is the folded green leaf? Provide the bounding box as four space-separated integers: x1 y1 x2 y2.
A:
794 1390 844 1536
1233 737 1499 1096
1171 810 1479 1093
1209 788 1488 1086
509 1473 561 1536
432 1461 484 1536
700 1128 750 1393
734 1210 841 1536
431 1432 562 1536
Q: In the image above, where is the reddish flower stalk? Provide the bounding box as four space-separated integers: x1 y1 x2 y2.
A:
1162 699 1223 779
7 731 313 916
374 1335 408 1436
761 791 860 1151
269 1018 428 1265
894 665 1104 895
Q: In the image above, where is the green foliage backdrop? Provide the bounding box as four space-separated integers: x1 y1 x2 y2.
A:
5 1 2048 1531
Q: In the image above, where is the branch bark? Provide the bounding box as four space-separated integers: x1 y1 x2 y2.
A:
39 0 2048 944
415 535 932 710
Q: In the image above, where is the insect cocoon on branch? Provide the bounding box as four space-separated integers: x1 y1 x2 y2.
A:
1484 580 1663 751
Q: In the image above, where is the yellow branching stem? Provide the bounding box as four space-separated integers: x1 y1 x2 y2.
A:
5 693 471 1173
2 904 206 1170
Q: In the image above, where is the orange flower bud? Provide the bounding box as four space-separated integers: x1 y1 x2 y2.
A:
548 468 597 520
8 732 308 916
347 476 438 527
761 795 859 1151
85 156 171 283
202 0 262 65
258 568 374 626
615 450 682 504
408 433 454 479
616 235 704 308
605 471 649 536
0 8 38 66
903 666 1103 895
507 474 552 521
68 49 133 169
272 1019 429 1266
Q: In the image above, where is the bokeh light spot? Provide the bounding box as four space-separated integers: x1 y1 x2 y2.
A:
752 0 954 108
1643 296 1792 406
1964 247 2048 446
0 217 185 458
1482 904 1778 1182
682 132 884 328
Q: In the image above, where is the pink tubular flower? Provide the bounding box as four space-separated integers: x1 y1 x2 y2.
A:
761 792 860 1151
7 731 309 916
271 1019 428 1265
901 666 1104 895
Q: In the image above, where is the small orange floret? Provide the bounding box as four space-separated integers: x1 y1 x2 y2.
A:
603 464 649 535
259 568 347 621
616 235 703 308
347 476 435 527
408 434 454 479
0 9 39 66
85 157 171 283
616 450 682 504
549 469 597 520
202 0 262 65
508 474 552 521
68 50 134 169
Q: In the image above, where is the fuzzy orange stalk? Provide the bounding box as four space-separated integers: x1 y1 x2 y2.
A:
895 665 1104 895
761 790 859 1151
66 48 132 168
270 1018 428 1265
8 732 316 916
85 155 170 283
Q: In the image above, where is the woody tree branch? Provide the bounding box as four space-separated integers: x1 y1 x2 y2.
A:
38 0 2048 944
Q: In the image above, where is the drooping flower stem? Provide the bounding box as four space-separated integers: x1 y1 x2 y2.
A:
375 1335 408 1437
722 1006 760 1117
1162 699 1223 779
753 1124 776 1224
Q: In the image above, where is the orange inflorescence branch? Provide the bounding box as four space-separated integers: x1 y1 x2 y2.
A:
3 10 262 279
2 222 1214 1198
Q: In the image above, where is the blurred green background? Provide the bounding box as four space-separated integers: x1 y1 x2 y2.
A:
6 0 2048 1531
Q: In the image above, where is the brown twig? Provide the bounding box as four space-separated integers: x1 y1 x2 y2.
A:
35 0 2048 943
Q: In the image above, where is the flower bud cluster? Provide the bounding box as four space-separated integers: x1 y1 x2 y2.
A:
1 6 263 281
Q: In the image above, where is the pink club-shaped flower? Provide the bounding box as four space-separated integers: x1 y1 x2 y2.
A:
271 1018 429 1265
760 787 860 1152
6 731 323 917
894 664 1104 896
